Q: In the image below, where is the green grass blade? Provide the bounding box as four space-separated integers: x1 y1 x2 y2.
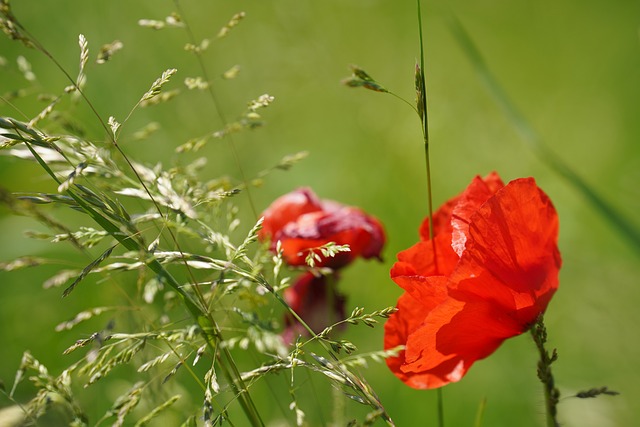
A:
473 397 487 427
448 15 640 254
12 123 263 427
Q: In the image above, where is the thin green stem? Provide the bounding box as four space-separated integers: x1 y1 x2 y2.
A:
387 91 419 114
4 30 264 426
13 17 216 311
6 10 266 425
436 388 444 427
424 144 435 242
254 275 395 426
416 0 435 242
473 397 487 427
0 94 29 121
173 1 257 219
416 0 428 140
331 384 345 426
417 2 443 426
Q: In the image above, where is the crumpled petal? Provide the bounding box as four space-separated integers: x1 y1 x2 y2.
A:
418 172 504 242
384 289 453 389
259 188 322 241
450 172 505 257
384 173 561 389
456 178 561 298
390 234 458 305
259 188 385 269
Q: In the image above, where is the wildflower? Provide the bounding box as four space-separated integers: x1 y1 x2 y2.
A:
281 272 345 344
384 172 561 389
259 188 385 269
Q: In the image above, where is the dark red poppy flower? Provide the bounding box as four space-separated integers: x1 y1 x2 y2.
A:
281 271 346 344
259 188 385 269
384 172 561 389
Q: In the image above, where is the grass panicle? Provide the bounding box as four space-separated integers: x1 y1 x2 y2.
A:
0 3 397 426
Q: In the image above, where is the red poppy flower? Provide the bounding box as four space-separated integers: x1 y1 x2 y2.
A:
281 271 346 344
259 188 385 269
384 172 561 389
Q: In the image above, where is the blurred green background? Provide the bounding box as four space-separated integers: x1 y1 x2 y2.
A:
1 0 639 425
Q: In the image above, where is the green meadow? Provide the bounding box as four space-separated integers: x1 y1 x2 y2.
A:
1 1 638 425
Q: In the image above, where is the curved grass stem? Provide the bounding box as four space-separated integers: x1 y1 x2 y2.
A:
448 14 640 255
1 8 265 426
173 0 258 219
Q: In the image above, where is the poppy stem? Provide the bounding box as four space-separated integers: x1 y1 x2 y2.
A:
530 315 561 427
416 0 435 244
416 3 442 427
436 388 445 427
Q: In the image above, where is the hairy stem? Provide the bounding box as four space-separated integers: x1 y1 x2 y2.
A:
531 316 560 427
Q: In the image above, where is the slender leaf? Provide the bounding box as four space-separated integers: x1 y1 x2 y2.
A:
448 15 640 253
62 244 116 297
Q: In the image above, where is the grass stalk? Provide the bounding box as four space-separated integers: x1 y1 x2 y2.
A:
448 14 640 255
173 0 257 218
0 7 265 422
416 0 435 243
17 132 264 426
416 1 444 426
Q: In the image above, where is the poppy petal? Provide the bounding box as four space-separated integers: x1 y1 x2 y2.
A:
451 174 505 257
392 234 459 278
384 172 561 389
384 291 452 389
259 188 386 269
400 294 521 384
259 188 322 241
456 178 561 297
